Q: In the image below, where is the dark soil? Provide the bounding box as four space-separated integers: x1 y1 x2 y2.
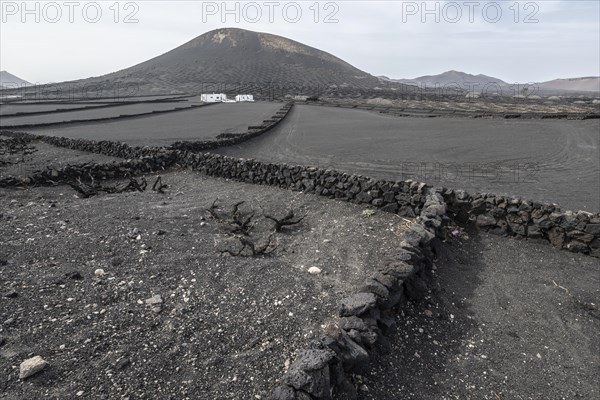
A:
0 103 109 116
2 106 598 399
0 170 404 399
30 102 283 146
360 229 600 400
216 104 600 213
0 102 197 127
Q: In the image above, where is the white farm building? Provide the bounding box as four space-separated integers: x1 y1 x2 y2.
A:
201 93 227 102
201 93 255 103
235 94 254 102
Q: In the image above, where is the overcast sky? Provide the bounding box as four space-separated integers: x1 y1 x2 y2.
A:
1 0 599 84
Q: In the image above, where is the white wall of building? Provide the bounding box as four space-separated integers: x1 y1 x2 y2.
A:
235 94 254 102
201 93 227 102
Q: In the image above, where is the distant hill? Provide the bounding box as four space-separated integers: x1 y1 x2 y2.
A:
535 77 599 94
381 70 600 95
381 70 507 88
64 28 387 94
0 71 31 88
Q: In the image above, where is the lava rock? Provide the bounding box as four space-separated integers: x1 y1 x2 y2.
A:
284 360 331 399
339 293 377 317
380 203 399 213
65 270 83 280
584 224 600 236
404 224 434 246
370 271 396 289
339 316 368 332
19 356 49 379
476 214 496 228
359 279 389 299
566 241 589 253
547 226 566 248
567 230 594 244
527 224 543 239
271 385 297 400
114 357 130 370
329 329 370 373
382 261 415 280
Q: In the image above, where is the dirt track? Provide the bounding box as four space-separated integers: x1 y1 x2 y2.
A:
217 105 600 212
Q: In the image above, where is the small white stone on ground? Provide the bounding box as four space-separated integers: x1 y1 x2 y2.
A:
145 295 163 313
145 295 163 305
19 356 49 379
94 268 105 277
308 267 322 274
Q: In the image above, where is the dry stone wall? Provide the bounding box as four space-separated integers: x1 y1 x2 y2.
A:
168 102 293 151
1 118 599 259
270 188 447 399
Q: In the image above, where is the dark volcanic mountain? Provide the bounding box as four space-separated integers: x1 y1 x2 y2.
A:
77 28 383 93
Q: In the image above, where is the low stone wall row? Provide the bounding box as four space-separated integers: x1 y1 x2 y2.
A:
270 188 447 399
0 96 191 118
168 102 293 151
0 102 292 157
0 153 176 187
1 130 598 258
0 130 167 159
302 101 600 120
0 103 214 130
179 152 600 258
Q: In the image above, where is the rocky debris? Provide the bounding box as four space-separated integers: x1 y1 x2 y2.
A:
308 267 322 275
94 268 106 277
3 289 18 298
145 294 163 313
19 356 49 379
0 136 38 168
114 357 131 371
283 349 336 398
